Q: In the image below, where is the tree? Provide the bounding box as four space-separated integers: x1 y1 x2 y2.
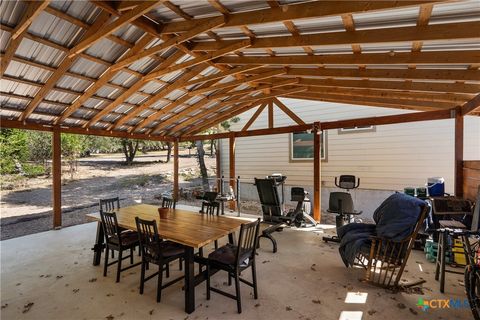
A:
61 133 84 179
121 138 140 165
165 142 172 163
26 131 51 171
196 140 209 191
0 129 28 174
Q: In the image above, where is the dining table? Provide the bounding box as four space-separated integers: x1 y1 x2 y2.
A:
86 204 249 314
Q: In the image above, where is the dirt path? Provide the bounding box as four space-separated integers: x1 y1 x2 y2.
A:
0 150 216 240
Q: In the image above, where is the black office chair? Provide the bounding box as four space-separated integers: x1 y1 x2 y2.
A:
206 219 261 313
100 211 141 282
323 176 362 243
135 217 185 302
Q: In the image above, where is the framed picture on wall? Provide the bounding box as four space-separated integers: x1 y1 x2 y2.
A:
290 131 327 161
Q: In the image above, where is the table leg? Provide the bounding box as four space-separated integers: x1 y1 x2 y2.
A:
92 221 104 266
221 200 225 215
184 246 195 314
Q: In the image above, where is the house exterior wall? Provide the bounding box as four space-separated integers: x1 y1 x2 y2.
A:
218 98 480 218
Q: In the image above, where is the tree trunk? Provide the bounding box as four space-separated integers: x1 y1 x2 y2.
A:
196 140 209 191
210 139 214 156
122 139 139 165
165 142 172 163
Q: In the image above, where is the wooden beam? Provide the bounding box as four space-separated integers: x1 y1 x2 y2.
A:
0 119 175 142
19 11 112 121
52 129 62 228
108 64 207 130
241 103 267 131
174 139 179 200
180 108 454 141
160 1 433 34
111 16 226 71
0 1 50 76
273 97 306 125
169 87 306 134
216 51 480 66
116 1 145 12
246 67 480 82
461 94 480 116
291 78 480 94
294 84 474 103
206 78 299 101
56 33 156 124
185 65 263 87
188 69 286 96
183 102 260 136
455 107 464 197
313 122 321 222
11 1 50 39
229 133 236 210
68 1 159 57
193 21 480 51
143 40 251 80
288 92 453 111
268 100 274 129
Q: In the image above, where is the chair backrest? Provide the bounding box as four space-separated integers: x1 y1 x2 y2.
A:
203 191 218 202
255 178 282 218
162 197 176 209
135 217 161 262
236 219 261 265
328 192 354 213
99 197 120 213
100 211 120 242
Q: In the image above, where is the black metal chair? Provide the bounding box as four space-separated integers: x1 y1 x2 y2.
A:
162 196 176 209
135 217 185 303
200 192 220 216
206 219 261 313
100 211 141 282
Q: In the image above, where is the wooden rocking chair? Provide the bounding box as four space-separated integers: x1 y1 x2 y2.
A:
358 204 429 289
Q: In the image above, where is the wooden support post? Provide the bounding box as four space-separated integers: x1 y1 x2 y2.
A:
216 139 221 192
52 129 62 228
174 139 179 200
313 122 321 222
455 107 464 197
229 133 236 210
268 100 274 129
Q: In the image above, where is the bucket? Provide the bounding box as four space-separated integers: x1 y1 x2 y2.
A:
427 177 445 197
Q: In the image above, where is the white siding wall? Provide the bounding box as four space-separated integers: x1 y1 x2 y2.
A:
219 98 480 197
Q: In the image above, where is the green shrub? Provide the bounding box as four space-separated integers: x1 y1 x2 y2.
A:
23 163 47 177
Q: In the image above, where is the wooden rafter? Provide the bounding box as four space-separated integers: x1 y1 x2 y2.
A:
55 33 157 124
68 1 160 57
160 1 435 34
461 94 480 116
268 100 274 129
110 16 226 71
206 79 299 101
241 103 267 131
108 65 208 130
83 50 186 128
19 11 112 122
187 69 286 97
272 98 306 125
192 21 480 51
216 51 480 66
289 78 480 94
245 67 480 82
143 40 251 80
0 1 50 76
168 87 306 134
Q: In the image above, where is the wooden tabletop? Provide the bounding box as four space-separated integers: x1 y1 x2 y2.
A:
86 204 250 248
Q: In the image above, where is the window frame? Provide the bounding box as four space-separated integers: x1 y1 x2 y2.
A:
289 131 327 162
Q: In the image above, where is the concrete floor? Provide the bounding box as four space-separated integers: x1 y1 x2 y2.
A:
0 210 473 320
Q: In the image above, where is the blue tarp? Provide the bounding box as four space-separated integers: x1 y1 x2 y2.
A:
337 193 425 267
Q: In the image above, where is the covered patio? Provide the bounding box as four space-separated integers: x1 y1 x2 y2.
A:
1 0 479 319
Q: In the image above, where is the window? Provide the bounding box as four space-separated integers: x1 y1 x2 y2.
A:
290 131 327 161
338 125 375 134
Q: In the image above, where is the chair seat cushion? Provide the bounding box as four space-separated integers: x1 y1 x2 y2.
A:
208 243 251 267
108 230 139 246
159 241 185 258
